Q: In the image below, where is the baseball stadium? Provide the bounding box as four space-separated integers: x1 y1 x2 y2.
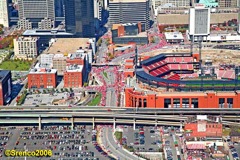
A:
125 51 240 108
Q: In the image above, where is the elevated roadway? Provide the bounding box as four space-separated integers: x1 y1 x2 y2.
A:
1 107 240 115
0 111 239 127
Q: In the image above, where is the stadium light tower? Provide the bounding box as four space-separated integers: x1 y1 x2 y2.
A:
238 0 240 34
135 45 138 69
189 5 210 71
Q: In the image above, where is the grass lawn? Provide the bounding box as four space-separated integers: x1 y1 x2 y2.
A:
103 71 108 79
87 93 102 106
0 60 32 71
186 83 240 87
114 131 122 141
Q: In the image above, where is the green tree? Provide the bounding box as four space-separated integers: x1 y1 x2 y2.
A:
97 38 102 46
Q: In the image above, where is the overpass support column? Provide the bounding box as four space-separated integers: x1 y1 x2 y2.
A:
113 117 116 131
133 118 136 130
38 115 41 130
92 117 95 129
71 117 74 130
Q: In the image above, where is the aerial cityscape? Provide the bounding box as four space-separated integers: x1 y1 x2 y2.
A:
0 0 240 159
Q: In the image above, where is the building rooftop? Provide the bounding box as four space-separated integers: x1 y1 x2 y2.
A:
66 65 83 72
43 38 91 55
164 32 184 40
53 54 67 60
0 70 10 82
68 52 85 60
122 32 147 38
110 0 147 2
15 36 39 41
23 29 74 36
198 0 218 7
29 65 57 74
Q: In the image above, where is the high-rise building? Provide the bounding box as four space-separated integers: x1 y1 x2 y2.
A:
218 0 237 8
64 0 95 37
153 0 190 7
13 36 39 59
0 0 9 27
189 7 210 36
18 0 55 29
0 70 12 105
109 0 150 31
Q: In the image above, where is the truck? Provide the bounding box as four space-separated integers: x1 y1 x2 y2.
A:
177 151 181 160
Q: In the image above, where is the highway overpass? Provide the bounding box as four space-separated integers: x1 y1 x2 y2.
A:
0 110 239 129
1 106 240 115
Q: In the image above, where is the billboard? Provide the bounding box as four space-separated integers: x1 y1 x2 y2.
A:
197 122 206 132
189 8 210 36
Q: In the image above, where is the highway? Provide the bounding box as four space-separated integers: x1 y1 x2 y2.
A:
0 110 239 126
101 127 140 160
1 107 240 115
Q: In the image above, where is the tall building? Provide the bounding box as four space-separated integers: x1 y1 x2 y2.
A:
13 36 39 59
0 70 12 105
18 0 55 29
218 0 237 8
153 0 190 7
109 0 150 31
189 7 210 36
64 0 95 37
0 0 9 27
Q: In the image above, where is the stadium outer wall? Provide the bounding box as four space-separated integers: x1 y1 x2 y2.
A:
125 88 240 108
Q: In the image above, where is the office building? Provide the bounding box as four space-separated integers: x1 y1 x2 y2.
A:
109 0 150 31
0 0 9 27
18 0 55 29
64 65 84 88
17 18 32 29
40 54 54 65
28 64 57 89
111 23 149 44
153 0 190 8
64 0 95 37
0 70 12 105
13 36 39 59
189 7 210 36
218 0 237 8
52 54 67 76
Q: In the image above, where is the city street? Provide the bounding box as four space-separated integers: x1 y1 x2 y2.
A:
100 126 139 160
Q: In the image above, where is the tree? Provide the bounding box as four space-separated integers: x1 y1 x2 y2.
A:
70 88 73 92
151 38 155 43
97 38 102 46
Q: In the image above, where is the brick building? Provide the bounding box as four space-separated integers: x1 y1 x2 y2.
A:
0 70 12 105
184 115 222 139
124 59 135 78
111 23 149 45
28 65 57 89
125 88 240 108
64 65 84 88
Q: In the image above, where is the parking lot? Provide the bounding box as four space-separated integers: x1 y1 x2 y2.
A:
121 125 163 153
23 92 82 106
163 126 184 160
0 125 113 160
